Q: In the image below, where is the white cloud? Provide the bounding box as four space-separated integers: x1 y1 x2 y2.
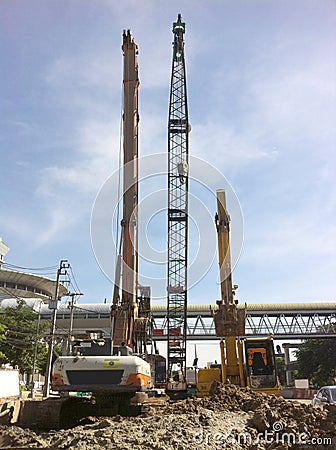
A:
190 121 278 167
8 120 35 135
38 120 119 189
37 206 78 246
45 53 121 92
247 215 336 263
27 39 131 247
32 118 120 245
248 65 336 144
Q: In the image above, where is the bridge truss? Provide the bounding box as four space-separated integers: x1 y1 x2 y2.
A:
152 303 336 340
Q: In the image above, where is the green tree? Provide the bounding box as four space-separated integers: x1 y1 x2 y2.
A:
295 329 336 388
0 322 6 359
275 357 286 386
0 300 48 375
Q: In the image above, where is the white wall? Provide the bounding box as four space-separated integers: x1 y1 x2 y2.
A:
0 369 20 398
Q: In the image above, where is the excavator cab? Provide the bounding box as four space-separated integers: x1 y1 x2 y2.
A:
244 337 280 395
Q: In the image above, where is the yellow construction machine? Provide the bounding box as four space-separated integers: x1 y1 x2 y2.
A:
197 190 280 397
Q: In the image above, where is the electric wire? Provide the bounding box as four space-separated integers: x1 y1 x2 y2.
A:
68 304 107 315
68 265 81 295
0 266 80 338
114 72 124 274
2 262 58 272
109 59 125 304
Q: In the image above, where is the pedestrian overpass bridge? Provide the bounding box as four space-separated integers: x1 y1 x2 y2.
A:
0 298 335 340
151 302 336 340
39 301 336 340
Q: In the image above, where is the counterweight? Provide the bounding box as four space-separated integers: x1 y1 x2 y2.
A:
167 14 190 379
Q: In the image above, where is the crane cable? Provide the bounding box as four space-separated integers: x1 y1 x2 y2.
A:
115 76 123 264
111 45 125 303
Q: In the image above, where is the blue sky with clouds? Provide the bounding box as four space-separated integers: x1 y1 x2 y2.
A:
1 1 335 311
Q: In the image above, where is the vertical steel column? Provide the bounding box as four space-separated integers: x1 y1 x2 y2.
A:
167 14 189 378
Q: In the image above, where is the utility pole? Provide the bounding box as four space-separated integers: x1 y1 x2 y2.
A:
30 299 42 399
67 292 83 355
43 260 69 397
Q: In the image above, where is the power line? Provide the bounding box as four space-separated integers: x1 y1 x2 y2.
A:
68 265 82 295
2 262 59 272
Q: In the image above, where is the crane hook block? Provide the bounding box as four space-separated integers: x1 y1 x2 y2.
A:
177 161 188 184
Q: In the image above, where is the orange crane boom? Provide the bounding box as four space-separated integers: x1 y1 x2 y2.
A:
111 29 139 349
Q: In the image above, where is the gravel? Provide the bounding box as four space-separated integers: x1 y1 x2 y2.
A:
0 383 335 449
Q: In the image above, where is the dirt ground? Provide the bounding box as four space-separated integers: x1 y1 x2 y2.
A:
0 383 335 449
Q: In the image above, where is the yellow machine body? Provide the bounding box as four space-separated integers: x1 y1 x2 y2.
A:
196 367 221 397
202 190 280 397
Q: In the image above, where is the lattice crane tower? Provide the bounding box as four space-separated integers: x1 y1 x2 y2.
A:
167 14 190 379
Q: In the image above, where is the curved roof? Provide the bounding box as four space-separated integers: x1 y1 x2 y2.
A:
0 269 68 301
0 297 43 311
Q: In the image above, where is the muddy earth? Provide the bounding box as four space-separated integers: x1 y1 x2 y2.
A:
0 383 335 449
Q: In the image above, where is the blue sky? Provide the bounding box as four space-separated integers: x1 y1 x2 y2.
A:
1 0 335 314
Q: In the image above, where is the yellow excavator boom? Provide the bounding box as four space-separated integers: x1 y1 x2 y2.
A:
197 189 280 397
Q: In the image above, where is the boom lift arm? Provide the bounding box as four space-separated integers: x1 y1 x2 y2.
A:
212 190 279 395
51 30 153 413
213 190 246 386
111 29 140 351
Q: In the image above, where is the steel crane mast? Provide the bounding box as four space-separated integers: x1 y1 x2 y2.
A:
167 14 190 379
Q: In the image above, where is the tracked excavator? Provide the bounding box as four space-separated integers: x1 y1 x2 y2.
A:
197 190 280 397
51 30 160 425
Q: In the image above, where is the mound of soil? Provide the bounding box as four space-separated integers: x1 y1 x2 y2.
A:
0 384 335 449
